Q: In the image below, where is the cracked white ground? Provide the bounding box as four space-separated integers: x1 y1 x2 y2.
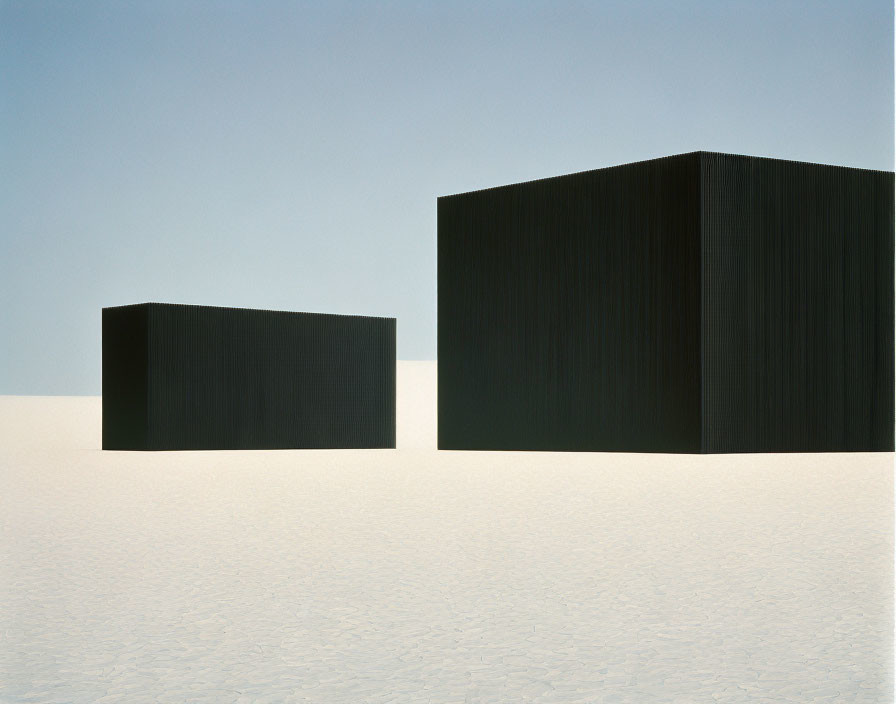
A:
1 361 892 703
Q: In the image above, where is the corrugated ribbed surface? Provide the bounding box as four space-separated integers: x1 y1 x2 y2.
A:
439 151 894 453
438 154 702 451
701 153 894 452
103 303 395 450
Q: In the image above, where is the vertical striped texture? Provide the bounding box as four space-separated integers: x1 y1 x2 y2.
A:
438 154 702 451
439 152 894 453
701 153 894 452
103 303 395 450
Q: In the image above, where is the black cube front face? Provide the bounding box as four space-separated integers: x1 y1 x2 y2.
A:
438 152 895 453
438 154 703 452
103 303 396 450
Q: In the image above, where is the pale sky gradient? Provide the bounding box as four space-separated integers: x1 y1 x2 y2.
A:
2 0 892 394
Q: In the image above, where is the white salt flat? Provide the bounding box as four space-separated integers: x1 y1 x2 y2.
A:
0 362 891 703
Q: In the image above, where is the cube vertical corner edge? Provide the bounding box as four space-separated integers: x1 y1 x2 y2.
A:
437 152 894 453
437 153 703 452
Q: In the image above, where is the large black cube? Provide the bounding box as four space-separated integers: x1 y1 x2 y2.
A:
438 152 894 453
103 303 396 450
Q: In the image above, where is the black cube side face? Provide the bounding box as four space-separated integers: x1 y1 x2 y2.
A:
701 154 895 452
438 154 703 452
102 305 148 449
103 304 396 450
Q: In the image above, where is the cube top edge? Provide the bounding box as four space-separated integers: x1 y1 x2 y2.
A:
437 150 894 201
101 301 396 323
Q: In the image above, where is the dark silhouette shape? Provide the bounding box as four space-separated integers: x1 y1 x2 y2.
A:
438 152 894 453
103 303 395 450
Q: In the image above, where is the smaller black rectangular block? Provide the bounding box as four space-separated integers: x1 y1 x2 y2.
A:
103 303 396 450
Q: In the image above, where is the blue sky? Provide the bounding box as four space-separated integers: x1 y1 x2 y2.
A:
2 0 892 394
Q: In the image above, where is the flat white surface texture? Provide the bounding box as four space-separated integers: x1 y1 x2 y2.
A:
1 362 892 703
